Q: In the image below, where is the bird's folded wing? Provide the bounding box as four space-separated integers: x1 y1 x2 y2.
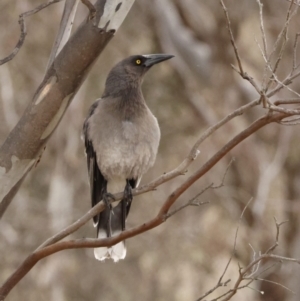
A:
83 101 106 226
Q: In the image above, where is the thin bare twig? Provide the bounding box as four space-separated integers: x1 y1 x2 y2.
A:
195 198 253 301
292 33 300 72
190 98 260 156
279 117 300 125
274 98 300 105
167 158 234 218
246 244 261 278
196 214 296 301
255 0 270 90
0 0 63 66
215 251 298 300
220 0 262 94
267 0 297 68
218 158 234 187
216 218 295 301
264 68 300 100
265 217 289 254
196 279 232 301
231 65 261 94
256 0 268 57
269 105 300 115
286 0 300 6
250 261 282 280
233 199 253 253
166 185 212 218
269 73 300 99
255 278 295 294
219 0 244 75
260 0 299 93
254 0 299 97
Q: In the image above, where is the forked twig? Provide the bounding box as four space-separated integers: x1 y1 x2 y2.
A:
256 0 299 93
219 0 244 75
220 0 262 94
167 158 234 218
218 218 294 301
195 198 253 301
196 208 296 301
265 217 289 254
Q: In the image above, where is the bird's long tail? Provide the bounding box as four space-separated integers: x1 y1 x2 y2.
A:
94 201 126 262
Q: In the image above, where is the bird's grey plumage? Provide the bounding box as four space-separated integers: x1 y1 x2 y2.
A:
83 54 174 262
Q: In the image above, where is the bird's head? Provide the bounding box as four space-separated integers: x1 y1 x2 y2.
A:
103 54 174 97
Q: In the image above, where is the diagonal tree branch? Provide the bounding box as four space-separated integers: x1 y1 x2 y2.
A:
0 110 292 300
0 0 136 219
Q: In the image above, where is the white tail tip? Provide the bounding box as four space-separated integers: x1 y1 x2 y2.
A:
94 230 126 262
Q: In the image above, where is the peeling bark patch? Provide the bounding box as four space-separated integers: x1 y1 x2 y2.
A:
115 2 122 12
41 93 73 140
98 0 135 31
0 156 34 201
34 76 57 105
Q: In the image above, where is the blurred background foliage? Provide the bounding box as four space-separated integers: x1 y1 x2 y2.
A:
1 0 300 300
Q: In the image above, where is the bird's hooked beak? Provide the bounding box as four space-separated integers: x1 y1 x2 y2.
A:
143 54 174 67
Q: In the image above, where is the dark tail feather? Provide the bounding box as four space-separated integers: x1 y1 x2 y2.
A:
94 201 126 262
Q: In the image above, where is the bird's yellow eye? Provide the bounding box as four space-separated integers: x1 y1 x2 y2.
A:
136 59 141 65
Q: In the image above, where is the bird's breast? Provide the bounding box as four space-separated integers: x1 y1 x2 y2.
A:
95 114 160 181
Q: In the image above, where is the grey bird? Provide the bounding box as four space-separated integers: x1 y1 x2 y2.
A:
83 54 174 262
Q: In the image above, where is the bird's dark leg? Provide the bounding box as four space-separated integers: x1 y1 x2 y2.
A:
122 180 133 231
101 185 115 237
